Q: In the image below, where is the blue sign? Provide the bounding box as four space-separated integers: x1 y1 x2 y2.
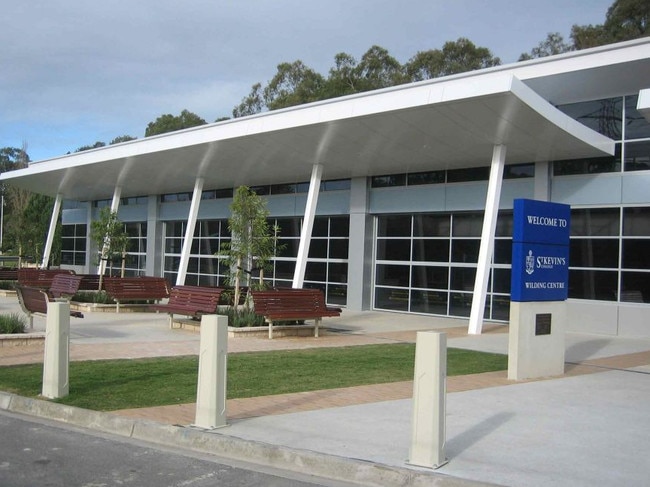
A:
513 199 570 245
511 199 570 302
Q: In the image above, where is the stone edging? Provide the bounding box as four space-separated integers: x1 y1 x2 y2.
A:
0 332 45 347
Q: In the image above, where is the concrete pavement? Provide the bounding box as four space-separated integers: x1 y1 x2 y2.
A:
2 295 650 486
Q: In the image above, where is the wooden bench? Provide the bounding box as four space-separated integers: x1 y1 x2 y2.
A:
77 274 103 291
251 288 341 339
15 285 84 328
49 274 83 299
103 276 171 312
17 268 76 288
0 267 18 281
151 285 224 327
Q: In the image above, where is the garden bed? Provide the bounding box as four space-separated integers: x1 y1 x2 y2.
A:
0 332 45 347
171 318 324 338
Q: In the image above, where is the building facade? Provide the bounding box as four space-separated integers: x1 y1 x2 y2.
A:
4 38 650 337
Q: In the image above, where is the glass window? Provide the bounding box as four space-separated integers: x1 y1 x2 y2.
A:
412 239 449 262
568 269 617 301
411 265 448 289
504 163 534 179
377 215 411 237
407 171 445 185
321 179 350 191
625 95 650 140
553 144 621 175
450 267 476 291
449 292 473 317
570 239 619 268
624 141 650 172
571 208 620 236
374 287 409 311
250 185 269 195
447 167 490 183
557 97 623 139
622 240 650 269
493 239 512 264
623 207 650 236
492 268 511 294
375 264 409 287
270 183 296 195
371 174 406 188
305 262 327 282
413 214 450 237
451 239 480 263
452 213 483 237
311 218 329 237
621 272 650 303
329 239 349 259
328 263 348 283
495 211 513 237
376 239 411 261
275 218 301 238
329 216 350 237
307 239 328 259
410 290 448 315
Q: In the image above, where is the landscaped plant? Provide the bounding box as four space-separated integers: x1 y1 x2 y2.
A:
0 313 27 334
71 291 115 304
219 186 282 309
90 207 130 290
0 280 16 290
218 306 265 328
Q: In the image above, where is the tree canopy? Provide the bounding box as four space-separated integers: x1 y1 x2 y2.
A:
520 0 649 59
233 38 501 117
144 109 207 137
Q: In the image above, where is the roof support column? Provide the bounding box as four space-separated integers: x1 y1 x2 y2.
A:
176 177 204 286
468 145 506 335
40 193 63 269
98 186 122 277
292 164 322 288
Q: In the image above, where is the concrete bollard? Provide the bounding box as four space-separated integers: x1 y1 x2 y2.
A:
194 314 228 429
42 301 70 399
408 331 447 469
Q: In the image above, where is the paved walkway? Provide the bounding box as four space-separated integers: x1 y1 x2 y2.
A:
3 296 650 486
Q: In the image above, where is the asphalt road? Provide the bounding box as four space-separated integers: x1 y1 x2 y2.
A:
0 410 355 487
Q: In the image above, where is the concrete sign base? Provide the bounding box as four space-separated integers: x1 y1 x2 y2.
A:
508 301 566 381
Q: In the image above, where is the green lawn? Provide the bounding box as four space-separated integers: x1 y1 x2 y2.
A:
0 344 507 411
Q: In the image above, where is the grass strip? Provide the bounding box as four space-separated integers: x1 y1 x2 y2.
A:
0 344 507 411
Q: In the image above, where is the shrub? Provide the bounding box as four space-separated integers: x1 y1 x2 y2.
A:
0 280 16 290
71 291 115 304
218 306 265 328
0 313 27 334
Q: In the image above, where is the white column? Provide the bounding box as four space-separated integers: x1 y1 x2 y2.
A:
194 314 228 429
42 301 70 399
409 331 447 469
176 178 204 286
468 145 506 335
292 164 322 288
98 186 122 276
40 193 63 269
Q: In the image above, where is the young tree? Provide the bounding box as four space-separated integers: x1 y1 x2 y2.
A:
90 207 130 289
220 186 280 307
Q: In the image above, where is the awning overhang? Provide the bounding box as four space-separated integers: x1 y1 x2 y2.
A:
1 73 614 201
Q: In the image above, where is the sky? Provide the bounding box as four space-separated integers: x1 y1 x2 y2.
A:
1 0 614 162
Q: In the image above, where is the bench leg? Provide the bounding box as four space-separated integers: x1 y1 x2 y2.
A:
268 319 274 339
168 314 174 329
314 317 321 338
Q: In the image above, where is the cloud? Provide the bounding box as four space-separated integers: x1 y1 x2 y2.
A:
0 0 611 160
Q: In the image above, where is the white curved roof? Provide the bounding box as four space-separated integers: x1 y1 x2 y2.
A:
4 38 647 201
